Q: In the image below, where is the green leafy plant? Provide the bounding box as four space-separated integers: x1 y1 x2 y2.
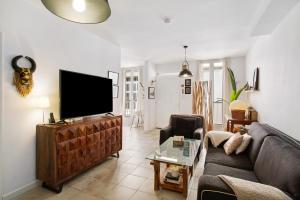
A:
227 67 248 103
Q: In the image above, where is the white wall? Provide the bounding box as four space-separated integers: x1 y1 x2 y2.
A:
226 56 247 102
0 0 121 197
227 56 246 86
246 2 300 140
143 61 156 130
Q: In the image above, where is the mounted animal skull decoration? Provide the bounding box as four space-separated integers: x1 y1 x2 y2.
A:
11 55 36 97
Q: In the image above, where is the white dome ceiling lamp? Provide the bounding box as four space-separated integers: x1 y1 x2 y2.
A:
179 45 193 78
41 0 111 24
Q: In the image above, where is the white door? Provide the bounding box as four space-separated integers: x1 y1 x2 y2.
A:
156 75 180 128
123 69 140 126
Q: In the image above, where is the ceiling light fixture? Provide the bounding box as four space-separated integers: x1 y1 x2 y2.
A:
179 45 193 78
163 17 171 24
72 0 86 13
41 0 111 24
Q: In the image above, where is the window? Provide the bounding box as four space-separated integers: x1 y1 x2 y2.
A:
199 64 210 81
124 70 139 117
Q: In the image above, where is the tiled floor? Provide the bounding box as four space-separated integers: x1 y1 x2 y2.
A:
15 127 206 200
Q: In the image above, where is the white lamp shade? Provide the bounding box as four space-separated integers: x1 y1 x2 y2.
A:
36 96 50 109
41 0 111 24
229 100 248 111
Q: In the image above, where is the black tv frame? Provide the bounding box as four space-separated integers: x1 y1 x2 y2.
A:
59 69 113 120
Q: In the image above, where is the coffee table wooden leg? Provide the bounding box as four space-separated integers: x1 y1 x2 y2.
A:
182 166 188 197
190 166 193 177
154 161 160 191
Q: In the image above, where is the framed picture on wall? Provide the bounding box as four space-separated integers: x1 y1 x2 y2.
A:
113 85 119 98
253 68 259 90
185 79 191 86
185 87 191 94
108 71 119 85
148 87 155 99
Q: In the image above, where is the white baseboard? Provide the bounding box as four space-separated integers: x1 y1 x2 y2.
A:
2 180 40 200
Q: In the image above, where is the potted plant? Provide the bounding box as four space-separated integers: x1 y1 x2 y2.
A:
227 67 248 120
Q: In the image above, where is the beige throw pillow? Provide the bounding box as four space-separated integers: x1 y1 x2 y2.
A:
236 133 252 155
207 131 234 148
223 133 243 155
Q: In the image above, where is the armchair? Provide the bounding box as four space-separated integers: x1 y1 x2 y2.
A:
160 114 205 147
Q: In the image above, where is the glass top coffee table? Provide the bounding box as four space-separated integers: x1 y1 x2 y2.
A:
146 137 201 197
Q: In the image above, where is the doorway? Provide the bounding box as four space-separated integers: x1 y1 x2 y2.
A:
156 74 181 128
199 61 224 125
123 68 143 128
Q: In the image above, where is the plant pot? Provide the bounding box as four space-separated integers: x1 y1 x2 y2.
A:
231 109 245 120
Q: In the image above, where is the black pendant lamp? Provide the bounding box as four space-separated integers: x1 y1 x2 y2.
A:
41 0 111 24
179 45 193 77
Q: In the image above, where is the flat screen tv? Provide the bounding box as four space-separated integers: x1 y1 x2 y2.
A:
59 70 113 119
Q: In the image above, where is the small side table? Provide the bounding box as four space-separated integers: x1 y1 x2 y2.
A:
225 114 257 132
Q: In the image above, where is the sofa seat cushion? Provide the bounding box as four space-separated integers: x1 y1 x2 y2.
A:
204 163 259 182
206 146 253 170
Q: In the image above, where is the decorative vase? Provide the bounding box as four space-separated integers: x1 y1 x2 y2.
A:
229 100 248 120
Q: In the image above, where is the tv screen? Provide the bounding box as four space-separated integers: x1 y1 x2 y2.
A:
59 70 113 119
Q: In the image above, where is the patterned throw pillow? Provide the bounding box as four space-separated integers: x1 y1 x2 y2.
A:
236 133 252 154
223 133 243 155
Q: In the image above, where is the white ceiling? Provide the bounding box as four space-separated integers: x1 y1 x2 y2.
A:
84 0 267 67
29 0 300 67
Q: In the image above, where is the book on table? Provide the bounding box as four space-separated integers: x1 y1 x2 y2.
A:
164 175 182 184
165 171 179 180
164 167 182 184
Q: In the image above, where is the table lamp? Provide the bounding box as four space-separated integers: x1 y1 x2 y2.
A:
229 100 248 111
36 96 50 123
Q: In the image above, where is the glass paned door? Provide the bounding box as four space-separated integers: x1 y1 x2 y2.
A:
124 70 139 117
125 72 131 116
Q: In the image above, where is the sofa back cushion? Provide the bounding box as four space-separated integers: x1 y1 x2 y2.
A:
254 136 300 199
263 124 300 148
170 115 203 138
247 123 272 164
173 117 196 138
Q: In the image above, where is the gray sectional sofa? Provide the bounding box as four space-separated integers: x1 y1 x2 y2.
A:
197 123 300 200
